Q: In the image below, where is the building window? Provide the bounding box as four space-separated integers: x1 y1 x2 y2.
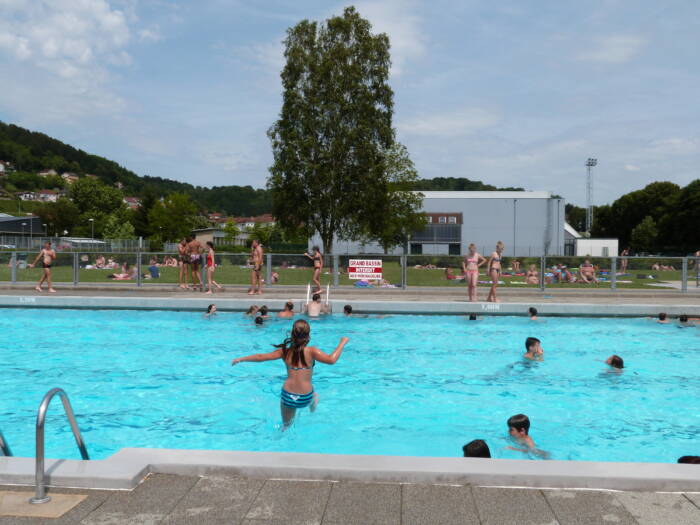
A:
438 216 447 224
449 243 461 255
448 216 457 224
410 243 423 255
426 216 432 224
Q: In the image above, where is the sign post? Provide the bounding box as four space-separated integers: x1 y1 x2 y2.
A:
348 259 382 281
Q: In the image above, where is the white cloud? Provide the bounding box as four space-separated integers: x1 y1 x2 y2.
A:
399 108 500 137
0 0 131 119
352 0 426 76
624 164 640 171
139 26 162 43
578 35 646 64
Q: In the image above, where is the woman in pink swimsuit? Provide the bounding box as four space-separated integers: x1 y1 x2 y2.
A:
486 241 505 303
462 243 487 302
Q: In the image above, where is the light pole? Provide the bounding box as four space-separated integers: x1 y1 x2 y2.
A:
43 223 47 236
89 218 94 240
21 222 27 249
585 158 597 233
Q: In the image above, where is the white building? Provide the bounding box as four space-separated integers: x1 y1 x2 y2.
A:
314 191 566 256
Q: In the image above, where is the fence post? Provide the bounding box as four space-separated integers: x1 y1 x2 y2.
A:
266 253 272 287
11 251 17 284
333 254 339 287
610 257 617 291
136 252 142 287
681 258 688 293
539 255 545 292
401 255 407 290
73 253 79 286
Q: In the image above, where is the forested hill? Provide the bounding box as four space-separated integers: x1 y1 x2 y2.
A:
0 120 517 215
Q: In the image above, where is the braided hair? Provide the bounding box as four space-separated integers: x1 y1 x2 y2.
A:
275 319 311 367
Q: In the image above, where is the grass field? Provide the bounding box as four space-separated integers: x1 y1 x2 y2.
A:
0 253 690 289
0 198 42 216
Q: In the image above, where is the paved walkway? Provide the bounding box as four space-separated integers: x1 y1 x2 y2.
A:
2 474 700 524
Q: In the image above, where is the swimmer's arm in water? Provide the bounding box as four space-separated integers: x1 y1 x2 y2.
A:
231 348 283 365
311 337 349 364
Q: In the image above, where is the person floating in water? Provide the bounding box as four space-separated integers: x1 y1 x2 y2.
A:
29 241 57 293
523 337 544 361
231 320 348 428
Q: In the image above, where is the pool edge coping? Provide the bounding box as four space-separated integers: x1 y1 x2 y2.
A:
1 449 699 492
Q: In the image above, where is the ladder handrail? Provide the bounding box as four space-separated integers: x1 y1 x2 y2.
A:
0 429 11 457
30 388 89 504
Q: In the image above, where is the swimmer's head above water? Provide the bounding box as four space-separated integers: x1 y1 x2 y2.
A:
606 355 624 369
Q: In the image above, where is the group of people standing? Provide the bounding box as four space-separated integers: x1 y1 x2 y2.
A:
461 241 505 302
177 237 221 294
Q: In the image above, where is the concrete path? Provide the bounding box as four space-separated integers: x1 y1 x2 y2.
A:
2 474 700 524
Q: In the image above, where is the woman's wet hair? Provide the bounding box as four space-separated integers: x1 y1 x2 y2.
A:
275 319 311 367
285 301 294 311
206 304 215 313
312 293 321 302
255 316 264 325
528 307 538 317
259 305 269 316
344 304 353 314
245 305 258 315
658 312 667 320
609 355 624 369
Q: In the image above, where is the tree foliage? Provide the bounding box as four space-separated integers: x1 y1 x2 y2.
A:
630 216 658 253
35 199 80 236
268 6 396 253
222 220 241 244
147 193 199 242
102 214 136 240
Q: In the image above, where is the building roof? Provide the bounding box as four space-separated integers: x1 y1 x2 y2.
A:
564 222 582 239
37 189 58 194
416 191 553 199
232 214 275 224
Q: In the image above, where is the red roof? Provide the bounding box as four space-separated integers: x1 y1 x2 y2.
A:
233 214 275 224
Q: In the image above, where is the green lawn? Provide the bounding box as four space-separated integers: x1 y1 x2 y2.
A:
0 255 685 289
0 198 42 216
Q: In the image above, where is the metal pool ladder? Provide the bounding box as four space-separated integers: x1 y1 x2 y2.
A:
30 388 90 504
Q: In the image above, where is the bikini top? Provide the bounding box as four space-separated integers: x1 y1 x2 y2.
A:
466 255 478 264
287 361 315 371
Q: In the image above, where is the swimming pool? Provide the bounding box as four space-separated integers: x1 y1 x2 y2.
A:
1 308 698 463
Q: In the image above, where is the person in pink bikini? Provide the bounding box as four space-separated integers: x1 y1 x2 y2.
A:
462 243 487 302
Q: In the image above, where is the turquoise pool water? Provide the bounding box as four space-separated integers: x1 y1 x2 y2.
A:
1 308 698 462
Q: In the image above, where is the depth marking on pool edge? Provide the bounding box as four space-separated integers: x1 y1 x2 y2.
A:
481 303 500 311
18 297 36 304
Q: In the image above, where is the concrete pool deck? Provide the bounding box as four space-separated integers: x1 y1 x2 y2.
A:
2 473 700 525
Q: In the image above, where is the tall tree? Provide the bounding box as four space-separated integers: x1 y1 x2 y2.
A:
147 193 199 242
368 143 426 252
630 216 658 253
267 6 395 253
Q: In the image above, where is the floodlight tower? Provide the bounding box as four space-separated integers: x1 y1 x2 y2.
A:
585 158 597 233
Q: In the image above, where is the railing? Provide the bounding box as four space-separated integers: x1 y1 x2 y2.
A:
0 429 11 456
30 388 89 505
0 251 698 293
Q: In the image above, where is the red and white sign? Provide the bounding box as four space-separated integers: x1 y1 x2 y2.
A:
348 259 382 280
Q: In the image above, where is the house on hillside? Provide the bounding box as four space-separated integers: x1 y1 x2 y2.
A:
233 214 276 230
37 169 58 177
115 181 124 189
61 172 79 184
0 161 14 174
207 212 228 225
123 196 141 210
18 191 37 201
36 189 59 203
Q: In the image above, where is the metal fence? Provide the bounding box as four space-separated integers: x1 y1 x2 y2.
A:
1 251 698 292
0 235 149 252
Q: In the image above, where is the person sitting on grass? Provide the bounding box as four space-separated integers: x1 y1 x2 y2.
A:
463 439 491 458
277 301 295 319
506 414 549 458
579 259 598 284
108 262 136 280
525 264 539 285
445 265 465 282
523 337 544 361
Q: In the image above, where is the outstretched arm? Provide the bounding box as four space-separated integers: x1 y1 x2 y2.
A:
311 337 349 365
29 250 43 267
232 348 283 366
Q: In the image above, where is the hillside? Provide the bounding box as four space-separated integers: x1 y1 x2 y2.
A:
0 121 516 216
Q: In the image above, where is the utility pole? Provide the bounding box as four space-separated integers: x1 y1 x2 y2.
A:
585 158 597 233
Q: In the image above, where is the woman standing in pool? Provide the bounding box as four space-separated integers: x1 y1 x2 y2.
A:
304 246 323 293
205 241 222 294
462 243 487 302
231 319 349 428
486 241 504 303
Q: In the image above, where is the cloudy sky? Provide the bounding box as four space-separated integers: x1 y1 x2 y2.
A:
1 0 698 206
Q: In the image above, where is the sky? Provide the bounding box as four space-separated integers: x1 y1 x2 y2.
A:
1 0 699 206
